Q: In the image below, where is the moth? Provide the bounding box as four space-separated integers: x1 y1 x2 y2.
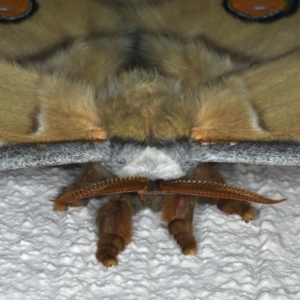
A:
0 0 298 266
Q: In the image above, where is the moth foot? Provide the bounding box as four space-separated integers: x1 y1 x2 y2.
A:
217 199 257 222
53 203 68 211
96 234 125 267
173 233 197 255
241 207 257 223
97 254 118 267
180 238 198 255
168 220 197 255
96 246 119 267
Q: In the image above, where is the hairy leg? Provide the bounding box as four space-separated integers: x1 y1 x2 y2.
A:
96 194 141 267
161 194 197 255
193 163 256 222
53 162 143 266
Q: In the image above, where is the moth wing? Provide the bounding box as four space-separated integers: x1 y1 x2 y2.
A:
191 50 300 143
0 0 132 146
132 2 300 143
0 60 106 146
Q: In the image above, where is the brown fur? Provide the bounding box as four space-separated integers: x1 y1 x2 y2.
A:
192 164 256 222
0 0 132 146
191 50 300 142
32 36 131 89
140 35 247 88
1 0 300 144
96 198 134 267
162 195 197 254
97 69 193 141
0 0 126 60
124 0 300 59
0 61 106 145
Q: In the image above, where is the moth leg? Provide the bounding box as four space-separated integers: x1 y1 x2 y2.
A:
53 162 113 211
96 194 141 267
215 199 256 223
193 163 257 222
161 194 197 255
53 187 88 212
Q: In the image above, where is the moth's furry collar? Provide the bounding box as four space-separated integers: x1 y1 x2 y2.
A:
98 140 199 181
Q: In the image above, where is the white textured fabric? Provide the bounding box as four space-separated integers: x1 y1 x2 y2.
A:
0 164 299 300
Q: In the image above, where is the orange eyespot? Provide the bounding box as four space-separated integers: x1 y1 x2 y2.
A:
0 0 37 22
229 0 285 17
223 0 299 22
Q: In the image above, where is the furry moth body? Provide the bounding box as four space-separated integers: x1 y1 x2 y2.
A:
0 0 296 266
